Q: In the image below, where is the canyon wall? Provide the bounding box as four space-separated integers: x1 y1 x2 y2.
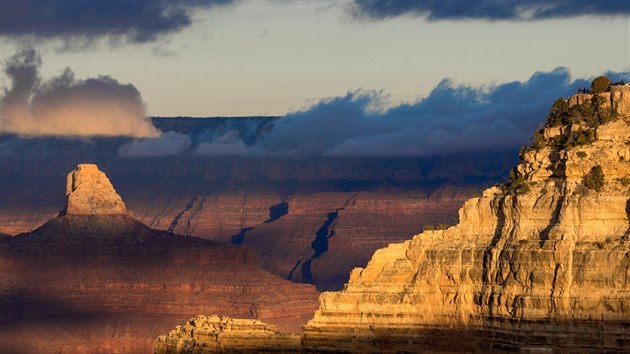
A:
300 92 630 352
0 165 319 353
0 123 515 290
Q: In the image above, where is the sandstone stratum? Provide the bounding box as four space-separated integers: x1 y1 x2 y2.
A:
157 87 630 352
64 163 127 215
154 315 302 353
0 165 319 353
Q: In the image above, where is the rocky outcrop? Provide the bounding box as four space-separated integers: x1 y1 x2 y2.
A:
301 93 630 352
65 164 127 215
154 315 301 353
0 165 319 353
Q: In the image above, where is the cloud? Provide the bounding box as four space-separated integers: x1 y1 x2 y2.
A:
0 0 236 45
194 131 248 155
0 48 159 137
118 131 192 157
250 67 628 156
350 0 630 21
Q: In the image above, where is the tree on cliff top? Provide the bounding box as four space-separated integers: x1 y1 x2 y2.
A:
591 76 611 94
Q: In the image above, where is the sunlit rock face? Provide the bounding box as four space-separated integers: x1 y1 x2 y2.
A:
154 315 302 353
301 93 630 352
64 163 127 215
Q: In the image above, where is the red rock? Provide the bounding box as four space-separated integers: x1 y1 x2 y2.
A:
0 165 320 353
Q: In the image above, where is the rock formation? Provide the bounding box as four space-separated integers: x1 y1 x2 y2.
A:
0 164 319 353
65 163 127 215
239 188 475 290
0 142 509 291
300 92 630 352
154 315 301 353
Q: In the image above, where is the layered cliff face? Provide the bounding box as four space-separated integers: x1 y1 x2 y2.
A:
154 315 302 353
239 187 474 291
301 92 630 352
0 165 319 353
0 141 510 290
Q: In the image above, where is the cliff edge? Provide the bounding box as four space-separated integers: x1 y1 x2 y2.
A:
301 91 630 352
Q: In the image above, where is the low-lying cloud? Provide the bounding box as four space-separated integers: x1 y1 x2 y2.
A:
194 131 248 155
0 0 236 45
115 67 629 158
118 131 191 157
250 67 604 156
0 48 159 137
351 0 630 21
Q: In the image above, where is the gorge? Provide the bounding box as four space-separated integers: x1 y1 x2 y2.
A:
158 89 630 352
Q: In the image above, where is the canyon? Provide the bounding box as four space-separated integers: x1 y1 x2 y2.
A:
0 119 515 290
158 91 630 352
0 164 319 353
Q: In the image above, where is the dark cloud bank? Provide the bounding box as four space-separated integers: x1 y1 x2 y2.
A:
351 0 630 21
118 68 629 158
1 49 627 157
246 68 627 157
0 0 235 44
2 0 628 47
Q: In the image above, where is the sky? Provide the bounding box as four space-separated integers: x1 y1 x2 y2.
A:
1 0 629 117
1 0 630 157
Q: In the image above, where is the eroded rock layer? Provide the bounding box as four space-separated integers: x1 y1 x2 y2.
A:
0 166 319 353
154 315 301 353
0 140 510 290
240 187 474 290
301 92 630 352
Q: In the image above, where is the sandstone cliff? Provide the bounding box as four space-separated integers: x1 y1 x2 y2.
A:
65 163 127 215
300 92 630 352
154 315 301 353
0 165 319 353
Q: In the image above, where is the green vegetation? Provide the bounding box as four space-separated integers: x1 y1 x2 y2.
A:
566 128 596 148
583 165 605 192
617 177 630 187
546 98 569 126
423 224 451 231
526 93 618 153
576 151 587 158
502 168 530 195
545 95 615 129
591 76 611 94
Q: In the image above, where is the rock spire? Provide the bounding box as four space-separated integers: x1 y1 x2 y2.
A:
64 164 127 215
